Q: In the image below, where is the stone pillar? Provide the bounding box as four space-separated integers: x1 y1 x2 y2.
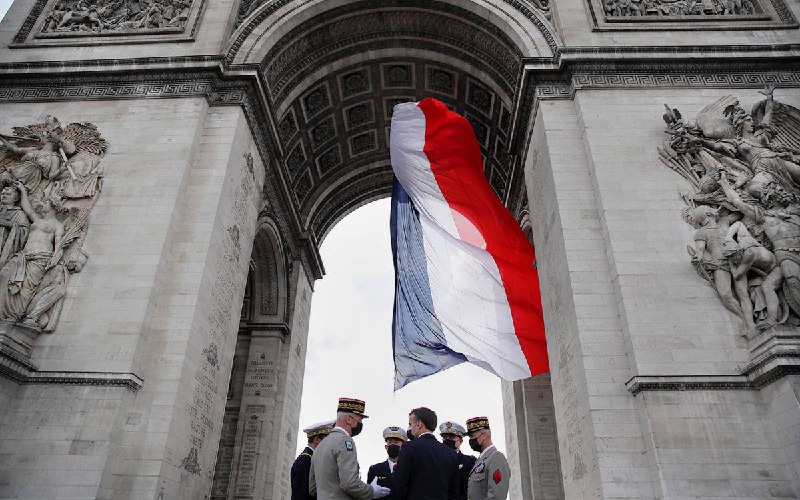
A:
209 259 314 500
0 100 267 499
528 87 800 498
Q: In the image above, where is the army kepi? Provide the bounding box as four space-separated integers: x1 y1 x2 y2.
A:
466 416 490 433
337 397 369 418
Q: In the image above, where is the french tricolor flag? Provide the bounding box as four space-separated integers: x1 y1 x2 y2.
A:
390 98 548 390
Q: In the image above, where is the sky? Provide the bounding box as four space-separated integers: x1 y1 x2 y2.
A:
296 199 506 472
0 0 507 478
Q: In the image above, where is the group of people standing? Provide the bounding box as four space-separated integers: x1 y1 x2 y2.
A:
291 397 510 500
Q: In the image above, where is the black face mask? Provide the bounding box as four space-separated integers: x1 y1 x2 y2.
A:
443 439 457 450
386 444 401 459
406 428 415 441
468 438 481 453
351 421 363 437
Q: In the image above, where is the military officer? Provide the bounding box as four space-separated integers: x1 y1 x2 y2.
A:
367 426 408 491
466 417 510 500
439 421 476 500
309 397 391 500
291 420 335 500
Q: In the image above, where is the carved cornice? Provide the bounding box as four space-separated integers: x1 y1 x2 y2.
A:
627 327 800 395
0 57 798 281
0 62 323 281
0 352 144 390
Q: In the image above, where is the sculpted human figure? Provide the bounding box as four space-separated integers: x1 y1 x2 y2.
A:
0 184 30 270
689 205 747 323
0 116 75 199
719 175 800 316
0 182 65 323
693 85 800 199
724 216 783 328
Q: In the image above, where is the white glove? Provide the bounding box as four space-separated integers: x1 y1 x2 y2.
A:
370 477 391 499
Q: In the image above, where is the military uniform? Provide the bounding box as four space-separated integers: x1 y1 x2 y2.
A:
291 421 334 500
309 398 385 500
439 421 476 500
466 445 510 500
466 416 511 500
367 426 407 491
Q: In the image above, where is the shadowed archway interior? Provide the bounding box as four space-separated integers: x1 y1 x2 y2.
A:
229 0 556 242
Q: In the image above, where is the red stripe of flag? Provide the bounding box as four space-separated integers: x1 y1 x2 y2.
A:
417 98 548 375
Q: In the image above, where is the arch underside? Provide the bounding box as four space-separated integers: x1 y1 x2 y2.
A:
232 0 557 242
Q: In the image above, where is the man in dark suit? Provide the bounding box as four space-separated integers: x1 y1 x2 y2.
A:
367 426 408 491
290 420 334 499
439 421 477 500
393 407 458 500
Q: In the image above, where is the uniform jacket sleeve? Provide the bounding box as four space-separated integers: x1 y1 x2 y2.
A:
367 463 377 485
392 442 413 499
291 453 312 500
308 457 317 497
447 452 459 500
485 451 511 500
336 438 373 500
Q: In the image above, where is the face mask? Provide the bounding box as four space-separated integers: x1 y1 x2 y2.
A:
468 438 481 453
351 420 363 437
406 428 415 441
443 439 456 450
386 444 401 459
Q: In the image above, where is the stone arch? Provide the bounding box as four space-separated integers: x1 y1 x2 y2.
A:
249 219 289 324
225 0 559 241
213 1 563 496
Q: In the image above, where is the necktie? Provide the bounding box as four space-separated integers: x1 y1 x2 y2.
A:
392 463 397 474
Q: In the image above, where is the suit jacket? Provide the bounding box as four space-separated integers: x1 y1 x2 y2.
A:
467 446 510 500
393 433 458 500
291 446 315 500
309 428 372 500
367 459 396 490
455 452 477 500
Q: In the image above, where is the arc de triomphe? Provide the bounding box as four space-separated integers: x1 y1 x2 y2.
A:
0 0 798 498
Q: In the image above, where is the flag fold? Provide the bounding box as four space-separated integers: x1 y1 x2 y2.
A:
390 98 548 390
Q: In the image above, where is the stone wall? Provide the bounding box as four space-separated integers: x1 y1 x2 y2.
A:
527 87 800 498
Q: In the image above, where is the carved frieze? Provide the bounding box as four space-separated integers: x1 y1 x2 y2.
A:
0 116 107 334
659 85 800 335
14 0 204 46
585 0 796 29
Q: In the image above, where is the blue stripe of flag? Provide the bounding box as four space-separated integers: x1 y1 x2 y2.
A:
390 178 467 390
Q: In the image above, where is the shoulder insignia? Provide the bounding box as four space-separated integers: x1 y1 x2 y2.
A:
475 462 485 473
493 469 502 484
344 439 354 451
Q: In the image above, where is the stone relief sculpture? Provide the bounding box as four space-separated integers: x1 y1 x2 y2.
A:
39 0 192 35
605 0 759 17
0 117 107 333
659 85 800 334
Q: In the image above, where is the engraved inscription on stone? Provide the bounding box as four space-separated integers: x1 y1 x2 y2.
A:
244 350 278 395
234 417 263 496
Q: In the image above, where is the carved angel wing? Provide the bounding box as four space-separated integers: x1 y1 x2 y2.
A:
751 98 800 154
695 95 739 140
63 123 107 157
60 195 99 249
